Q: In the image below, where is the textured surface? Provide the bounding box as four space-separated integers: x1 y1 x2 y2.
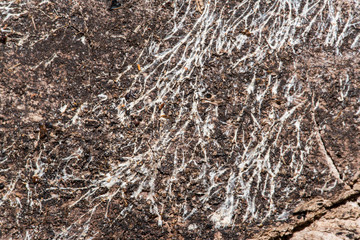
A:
0 0 360 239
291 198 360 240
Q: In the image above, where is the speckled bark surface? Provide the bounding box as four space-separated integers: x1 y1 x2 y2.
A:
0 0 359 239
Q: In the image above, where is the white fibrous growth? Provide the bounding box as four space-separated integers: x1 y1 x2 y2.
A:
112 0 358 228
1 0 359 238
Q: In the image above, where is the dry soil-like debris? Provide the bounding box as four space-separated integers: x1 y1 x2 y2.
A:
0 0 359 239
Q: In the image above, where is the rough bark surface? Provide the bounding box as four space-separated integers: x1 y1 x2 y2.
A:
0 0 359 239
